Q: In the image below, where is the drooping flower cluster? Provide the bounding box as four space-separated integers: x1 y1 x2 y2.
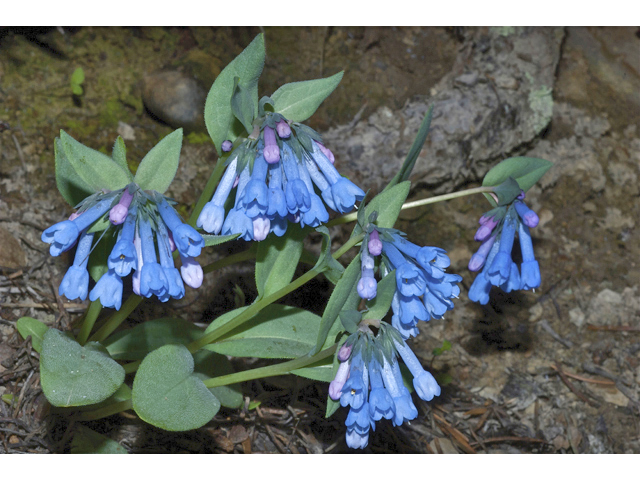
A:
329 322 441 449
356 227 462 340
42 184 204 310
197 114 365 241
468 194 541 304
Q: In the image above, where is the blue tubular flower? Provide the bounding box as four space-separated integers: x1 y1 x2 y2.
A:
268 215 288 237
58 230 94 301
197 158 238 234
42 198 113 256
241 153 269 218
486 210 517 287
108 207 138 277
393 339 441 402
345 402 373 449
281 144 311 215
383 243 426 298
381 355 418 426
138 216 168 300
396 293 429 326
296 160 329 228
89 270 124 310
368 358 395 421
340 353 369 410
156 220 185 300
309 141 364 214
263 126 280 164
468 235 496 272
302 155 337 212
468 236 501 305
180 254 203 289
329 360 351 401
518 222 541 290
221 166 254 240
266 162 288 218
157 198 204 258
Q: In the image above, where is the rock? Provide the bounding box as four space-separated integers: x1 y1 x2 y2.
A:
142 71 207 132
117 121 136 141
528 303 543 323
569 307 586 328
0 226 26 270
586 288 640 326
323 27 565 194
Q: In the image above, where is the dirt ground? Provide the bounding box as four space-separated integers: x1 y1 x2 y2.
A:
0 26 639 454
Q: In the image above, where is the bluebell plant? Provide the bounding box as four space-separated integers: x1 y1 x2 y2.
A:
197 112 365 241
468 192 541 305
329 321 441 449
42 184 204 310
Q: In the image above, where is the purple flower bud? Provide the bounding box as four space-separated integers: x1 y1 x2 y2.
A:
357 276 377 301
329 361 350 401
368 230 382 256
474 216 498 242
517 190 526 200
316 142 335 164
514 201 539 228
68 211 81 221
338 343 353 362
252 215 270 241
263 126 280 164
222 140 233 152
109 189 134 225
468 235 496 272
275 120 291 139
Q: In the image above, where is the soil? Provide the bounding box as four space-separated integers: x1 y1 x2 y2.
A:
0 26 639 454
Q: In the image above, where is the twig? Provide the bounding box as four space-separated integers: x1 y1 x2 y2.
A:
549 364 615 386
468 436 548 446
554 362 600 408
586 325 640 332
539 319 574 348
582 362 640 408
0 302 86 311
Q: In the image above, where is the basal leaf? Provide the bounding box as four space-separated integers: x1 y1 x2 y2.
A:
40 329 125 407
255 227 307 299
16 316 49 353
205 34 265 155
133 129 183 194
132 344 220 431
203 304 323 359
59 130 130 194
192 350 243 409
271 71 344 123
70 425 128 454
103 317 204 361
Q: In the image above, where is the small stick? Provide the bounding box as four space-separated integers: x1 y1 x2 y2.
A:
586 325 640 332
549 364 615 386
539 319 573 348
554 362 600 408
468 436 548 446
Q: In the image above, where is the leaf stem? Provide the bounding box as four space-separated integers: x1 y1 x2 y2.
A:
326 186 496 227
76 299 103 346
75 399 133 421
203 345 337 388
88 294 143 343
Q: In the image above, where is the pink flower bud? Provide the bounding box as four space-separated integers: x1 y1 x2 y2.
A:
368 230 382 256
263 126 280 164
275 120 291 139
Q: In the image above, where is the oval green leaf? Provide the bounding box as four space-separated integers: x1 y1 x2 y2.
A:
16 316 49 353
70 425 128 454
132 344 220 431
483 157 553 192
40 328 125 407
255 227 306 299
133 129 183 194
271 71 344 123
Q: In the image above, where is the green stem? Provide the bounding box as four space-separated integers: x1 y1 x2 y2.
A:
123 360 141 374
188 233 364 353
75 399 133 421
88 294 142 343
187 158 227 228
202 248 255 275
326 186 496 227
203 345 337 388
76 300 102 346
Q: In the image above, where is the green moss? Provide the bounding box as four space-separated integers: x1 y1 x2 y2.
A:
186 132 213 145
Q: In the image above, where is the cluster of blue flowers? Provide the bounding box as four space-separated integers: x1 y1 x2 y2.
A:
329 324 441 449
42 184 204 310
468 194 541 304
197 115 365 241
357 227 462 340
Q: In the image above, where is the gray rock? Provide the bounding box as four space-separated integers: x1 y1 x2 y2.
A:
142 71 206 132
323 27 565 194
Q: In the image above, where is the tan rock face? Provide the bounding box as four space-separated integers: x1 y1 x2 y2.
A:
0 226 26 270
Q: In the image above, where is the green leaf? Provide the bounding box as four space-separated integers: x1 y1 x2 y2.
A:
71 84 84 96
383 104 434 192
353 181 411 237
205 34 265 155
292 357 334 382
482 157 553 205
15 317 49 353
192 350 243 409
312 226 345 283
70 426 128 454
111 136 133 181
255 227 307 299
59 130 131 195
132 344 220 431
271 71 344 123
55 138 101 206
493 177 522 206
133 129 183 194
87 229 116 281
103 317 204 361
362 273 396 321
432 339 452 357
339 310 361 334
312 253 361 355
203 304 323 359
203 233 241 247
230 77 255 134
70 67 85 86
40 329 125 407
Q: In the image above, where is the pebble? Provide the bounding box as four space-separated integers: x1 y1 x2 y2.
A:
142 71 207 132
0 227 26 270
